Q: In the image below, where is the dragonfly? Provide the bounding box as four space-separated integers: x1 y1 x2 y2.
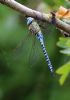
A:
27 17 54 75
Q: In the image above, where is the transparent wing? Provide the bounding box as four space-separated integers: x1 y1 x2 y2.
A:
12 33 31 54
28 36 36 67
28 36 42 68
11 32 33 61
10 31 43 68
11 31 41 67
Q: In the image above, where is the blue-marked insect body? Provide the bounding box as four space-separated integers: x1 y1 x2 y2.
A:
27 17 54 74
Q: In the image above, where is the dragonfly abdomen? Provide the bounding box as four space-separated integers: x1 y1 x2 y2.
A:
41 42 54 73
37 32 54 73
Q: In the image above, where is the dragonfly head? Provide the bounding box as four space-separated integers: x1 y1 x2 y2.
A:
27 17 34 25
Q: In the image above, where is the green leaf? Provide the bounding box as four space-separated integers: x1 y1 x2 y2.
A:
60 48 70 55
57 37 70 48
56 61 70 85
44 0 65 8
59 73 68 85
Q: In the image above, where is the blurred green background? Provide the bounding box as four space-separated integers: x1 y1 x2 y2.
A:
0 0 70 100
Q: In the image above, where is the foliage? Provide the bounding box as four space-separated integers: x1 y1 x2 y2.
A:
56 37 70 85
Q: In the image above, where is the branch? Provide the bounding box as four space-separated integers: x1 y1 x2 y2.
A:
0 0 70 34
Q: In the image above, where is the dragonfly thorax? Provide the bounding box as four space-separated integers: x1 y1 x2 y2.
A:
27 17 41 35
29 23 40 35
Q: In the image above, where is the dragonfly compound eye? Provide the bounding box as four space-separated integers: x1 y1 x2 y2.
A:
27 17 34 25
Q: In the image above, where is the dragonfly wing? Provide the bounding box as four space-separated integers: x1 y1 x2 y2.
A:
14 33 30 51
11 32 32 59
28 36 41 67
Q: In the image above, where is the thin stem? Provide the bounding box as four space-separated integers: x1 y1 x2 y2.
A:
0 0 70 34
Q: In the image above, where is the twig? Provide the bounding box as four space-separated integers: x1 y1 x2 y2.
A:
0 0 70 34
